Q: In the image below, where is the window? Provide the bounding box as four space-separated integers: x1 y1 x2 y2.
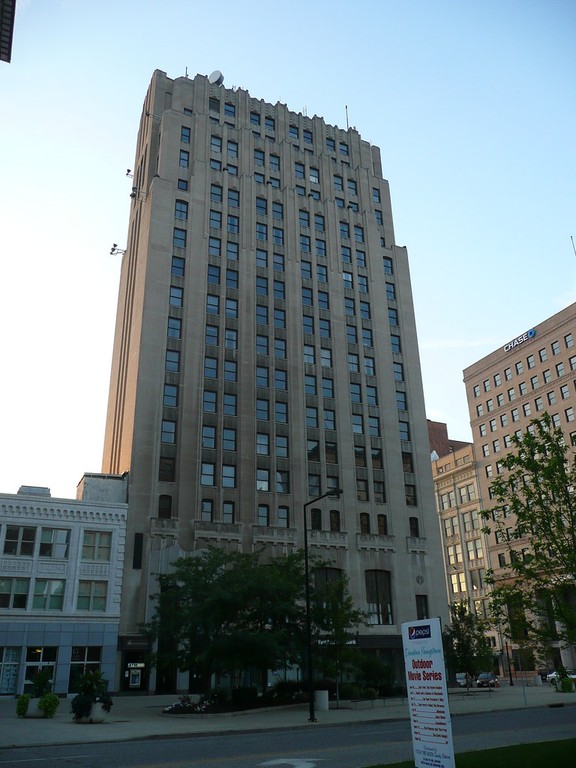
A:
368 416 380 436
275 435 289 458
207 264 220 284
37 528 69 559
362 329 373 347
169 285 183 307
309 167 319 184
354 225 364 243
228 215 240 234
561 384 570 399
322 377 334 397
4 526 36 556
258 504 270 525
206 294 219 314
256 366 268 388
390 334 402 354
278 506 290 527
256 222 267 241
356 479 369 502
201 462 216 486
350 382 362 402
329 509 341 532
265 116 275 131
256 335 269 355
305 374 316 395
256 398 269 421
388 308 399 326
222 464 236 488
274 338 286 359
163 383 178 407
178 178 188 191
393 362 404 382
366 386 378 406
352 414 364 434
203 390 217 413
273 280 285 299
77 581 107 611
275 401 288 423
227 140 238 158
300 234 311 252
179 149 189 168
257 469 270 492
0 577 29 608
256 432 269 456
225 328 238 350
365 570 393 625
205 324 218 346
171 256 185 276
173 228 187 249
161 419 177 443
303 345 315 364
295 161 305 179
302 287 313 306
224 360 237 381
320 348 332 367
204 356 218 378
201 499 213 522
318 291 329 310
306 406 319 428
202 424 216 449
208 237 221 257
324 409 336 430
175 199 188 220
180 125 191 143
32 579 64 610
399 421 410 441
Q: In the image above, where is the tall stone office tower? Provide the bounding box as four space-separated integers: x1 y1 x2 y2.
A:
103 70 447 691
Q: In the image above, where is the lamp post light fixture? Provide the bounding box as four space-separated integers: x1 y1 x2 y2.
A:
302 487 343 723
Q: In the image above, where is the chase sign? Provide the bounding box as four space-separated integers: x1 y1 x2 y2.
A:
503 328 536 352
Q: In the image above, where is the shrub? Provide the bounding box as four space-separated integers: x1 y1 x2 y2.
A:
231 686 259 709
363 687 378 700
559 677 574 693
16 694 31 718
339 683 362 700
38 693 60 718
270 679 306 702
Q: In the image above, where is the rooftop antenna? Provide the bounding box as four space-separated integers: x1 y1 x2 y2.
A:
571 235 576 259
345 105 349 130
185 66 188 78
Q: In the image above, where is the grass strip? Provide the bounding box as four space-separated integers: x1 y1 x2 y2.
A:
367 738 576 768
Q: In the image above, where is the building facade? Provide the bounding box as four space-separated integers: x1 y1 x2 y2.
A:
428 422 498 661
463 302 576 671
0 483 127 696
102 70 448 691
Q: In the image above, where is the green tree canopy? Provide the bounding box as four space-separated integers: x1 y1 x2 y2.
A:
442 601 494 682
483 413 576 654
144 547 307 683
312 572 367 689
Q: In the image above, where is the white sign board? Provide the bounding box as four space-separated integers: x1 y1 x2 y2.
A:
401 617 455 768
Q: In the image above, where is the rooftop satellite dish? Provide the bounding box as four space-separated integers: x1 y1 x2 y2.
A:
209 70 224 86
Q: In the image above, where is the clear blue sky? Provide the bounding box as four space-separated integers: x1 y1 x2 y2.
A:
1 0 575 498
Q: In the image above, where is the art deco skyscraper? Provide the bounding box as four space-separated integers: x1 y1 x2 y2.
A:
103 70 447 690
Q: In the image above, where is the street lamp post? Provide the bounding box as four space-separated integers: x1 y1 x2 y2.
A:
303 488 343 723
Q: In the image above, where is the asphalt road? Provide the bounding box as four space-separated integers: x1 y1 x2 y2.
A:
0 705 574 768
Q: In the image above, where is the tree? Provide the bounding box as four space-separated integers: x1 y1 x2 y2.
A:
442 601 494 689
483 413 576 659
143 547 307 689
311 573 367 704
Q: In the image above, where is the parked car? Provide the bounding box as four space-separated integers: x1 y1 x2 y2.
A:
476 673 499 688
546 670 576 686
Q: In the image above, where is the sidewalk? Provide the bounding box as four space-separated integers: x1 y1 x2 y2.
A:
1 684 575 750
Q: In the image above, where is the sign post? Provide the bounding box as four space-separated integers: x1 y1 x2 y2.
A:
401 617 455 768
